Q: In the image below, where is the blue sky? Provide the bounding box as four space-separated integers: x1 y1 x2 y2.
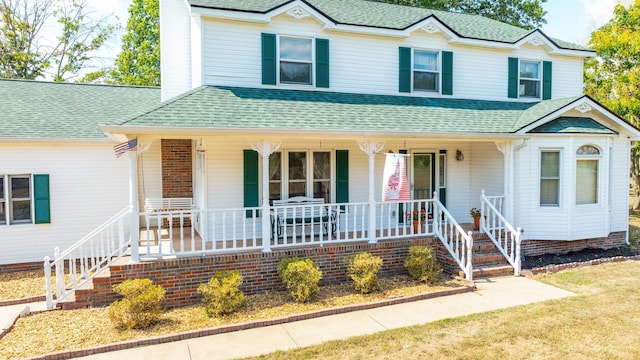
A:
541 0 631 45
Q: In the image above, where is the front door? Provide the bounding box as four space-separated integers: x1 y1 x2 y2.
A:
412 153 435 201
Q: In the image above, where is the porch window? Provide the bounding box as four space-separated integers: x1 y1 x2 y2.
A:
540 151 560 206
0 176 5 224
269 152 282 202
576 145 600 205
519 60 540 98
413 50 439 92
279 36 312 85
270 150 332 202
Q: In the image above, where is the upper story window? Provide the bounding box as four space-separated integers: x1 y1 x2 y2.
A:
508 57 551 100
261 33 329 88
540 150 560 207
519 60 540 98
413 50 439 92
399 47 453 95
576 145 601 205
279 37 313 85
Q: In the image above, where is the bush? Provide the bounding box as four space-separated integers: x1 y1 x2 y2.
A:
346 252 382 294
278 257 322 302
198 270 245 317
404 245 442 284
108 278 166 329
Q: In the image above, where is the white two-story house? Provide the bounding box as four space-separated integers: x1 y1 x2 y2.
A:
3 0 640 307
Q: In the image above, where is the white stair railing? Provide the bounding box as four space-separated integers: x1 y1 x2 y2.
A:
432 192 473 281
44 207 132 309
481 190 522 276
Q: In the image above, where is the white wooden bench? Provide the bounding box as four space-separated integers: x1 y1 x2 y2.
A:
144 198 194 212
271 196 336 239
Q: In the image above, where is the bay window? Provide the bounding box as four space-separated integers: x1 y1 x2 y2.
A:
575 145 600 205
540 151 560 206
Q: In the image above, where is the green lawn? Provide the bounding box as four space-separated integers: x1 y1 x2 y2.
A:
248 261 640 360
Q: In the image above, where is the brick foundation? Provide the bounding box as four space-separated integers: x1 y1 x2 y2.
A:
76 238 442 309
0 261 42 274
521 231 627 257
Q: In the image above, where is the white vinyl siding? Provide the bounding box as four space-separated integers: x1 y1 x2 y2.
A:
199 16 585 100
160 0 192 101
0 143 129 265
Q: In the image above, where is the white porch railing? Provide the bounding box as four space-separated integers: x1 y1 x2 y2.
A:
376 199 436 239
481 190 522 276
44 207 131 309
432 193 474 281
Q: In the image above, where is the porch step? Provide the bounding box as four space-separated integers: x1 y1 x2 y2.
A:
459 263 515 279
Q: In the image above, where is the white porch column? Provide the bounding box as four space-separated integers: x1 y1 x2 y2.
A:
495 141 511 220
128 150 140 263
358 140 384 243
251 140 281 252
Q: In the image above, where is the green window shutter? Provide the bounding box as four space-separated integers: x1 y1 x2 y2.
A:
33 174 50 224
261 33 277 85
441 51 453 95
243 150 259 217
316 38 330 88
542 61 552 100
508 57 519 99
336 150 349 207
399 47 412 93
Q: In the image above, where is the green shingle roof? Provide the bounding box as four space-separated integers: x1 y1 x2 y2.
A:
113 86 586 135
530 117 617 134
188 0 591 51
1 79 160 139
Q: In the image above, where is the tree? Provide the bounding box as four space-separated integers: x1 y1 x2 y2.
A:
372 0 547 30
584 1 640 209
0 0 118 81
110 0 159 86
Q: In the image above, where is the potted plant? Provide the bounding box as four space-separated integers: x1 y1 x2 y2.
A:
470 207 481 230
407 208 428 233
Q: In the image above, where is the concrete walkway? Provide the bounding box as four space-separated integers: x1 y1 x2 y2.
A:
66 276 574 360
0 301 48 339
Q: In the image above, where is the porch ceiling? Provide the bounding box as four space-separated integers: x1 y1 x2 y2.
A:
105 86 587 136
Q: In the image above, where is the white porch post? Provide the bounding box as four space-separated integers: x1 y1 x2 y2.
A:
128 150 140 263
251 140 280 252
495 141 511 219
358 140 384 244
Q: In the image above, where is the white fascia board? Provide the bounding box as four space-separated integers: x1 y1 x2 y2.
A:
100 125 523 140
513 30 594 57
0 137 114 144
517 97 640 139
189 1 333 26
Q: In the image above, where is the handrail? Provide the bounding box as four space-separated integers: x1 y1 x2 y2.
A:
432 192 473 281
481 190 522 276
44 207 132 309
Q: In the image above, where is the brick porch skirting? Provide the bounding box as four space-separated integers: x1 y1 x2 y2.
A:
76 237 444 309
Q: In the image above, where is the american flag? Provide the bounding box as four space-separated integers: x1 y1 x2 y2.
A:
114 139 138 158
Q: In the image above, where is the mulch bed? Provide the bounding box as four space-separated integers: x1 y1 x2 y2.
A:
521 246 640 269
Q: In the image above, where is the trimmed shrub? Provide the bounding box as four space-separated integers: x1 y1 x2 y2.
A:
198 270 245 317
346 252 382 294
278 257 322 303
108 278 166 329
404 245 442 284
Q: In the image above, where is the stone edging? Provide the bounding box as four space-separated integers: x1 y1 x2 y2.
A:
24 285 474 360
0 295 46 307
521 254 640 276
